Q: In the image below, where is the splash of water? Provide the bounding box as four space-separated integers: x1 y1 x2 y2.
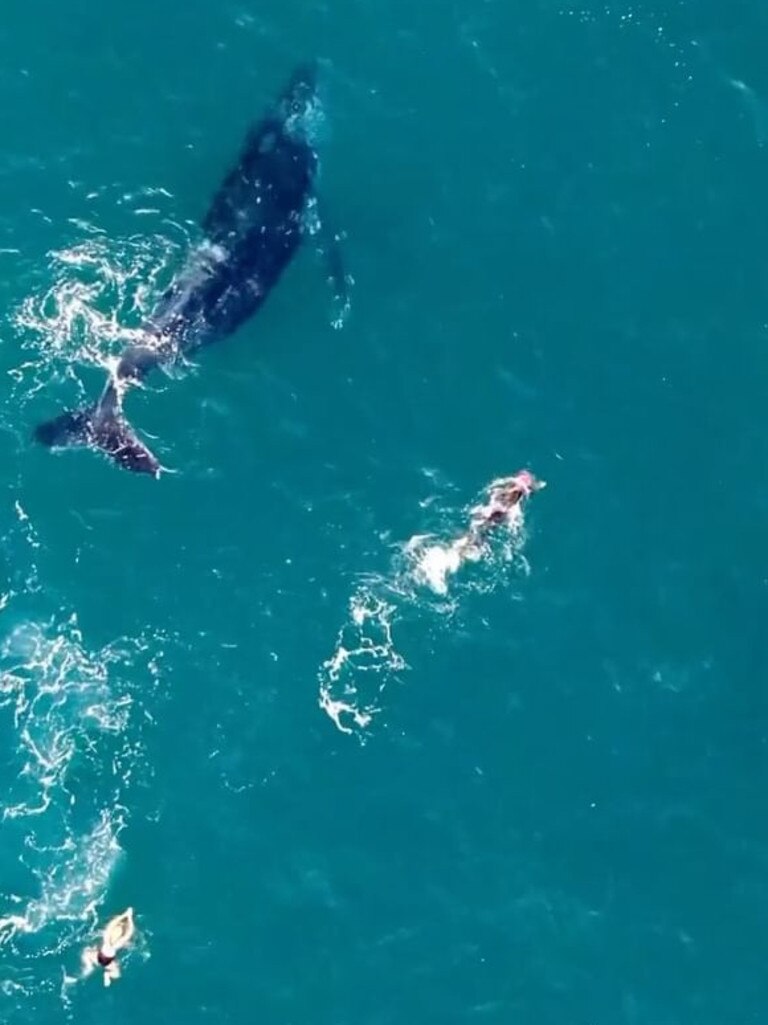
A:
404 498 531 598
318 589 406 735
10 221 191 408
318 477 541 738
0 617 129 821
0 611 165 990
0 809 124 945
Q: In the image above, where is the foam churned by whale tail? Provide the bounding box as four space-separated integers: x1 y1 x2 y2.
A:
34 394 162 477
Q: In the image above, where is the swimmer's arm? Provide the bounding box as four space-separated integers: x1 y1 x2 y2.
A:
467 510 486 535
467 515 493 542
81 947 98 977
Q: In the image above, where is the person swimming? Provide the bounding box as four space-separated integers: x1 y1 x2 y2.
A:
81 907 135 986
453 469 545 560
409 469 545 595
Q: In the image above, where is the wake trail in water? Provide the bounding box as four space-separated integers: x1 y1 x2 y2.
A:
318 473 544 739
0 617 161 948
0 505 169 1009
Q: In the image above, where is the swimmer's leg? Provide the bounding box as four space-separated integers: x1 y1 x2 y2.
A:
103 961 120 987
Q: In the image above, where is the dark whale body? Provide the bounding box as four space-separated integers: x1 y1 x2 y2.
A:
35 63 341 477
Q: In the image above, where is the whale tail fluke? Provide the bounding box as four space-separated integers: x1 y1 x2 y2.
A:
34 385 162 477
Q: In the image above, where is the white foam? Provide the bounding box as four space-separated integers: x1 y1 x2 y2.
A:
318 588 404 737
0 597 165 995
10 216 189 406
411 541 464 596
318 480 540 737
1 809 124 941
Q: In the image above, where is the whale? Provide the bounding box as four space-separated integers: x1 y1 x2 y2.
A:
34 62 346 477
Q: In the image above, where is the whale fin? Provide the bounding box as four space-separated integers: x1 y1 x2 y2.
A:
34 386 162 477
314 194 350 329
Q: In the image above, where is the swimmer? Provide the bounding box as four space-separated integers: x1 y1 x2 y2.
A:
81 907 135 986
470 469 544 534
409 469 544 594
453 469 545 560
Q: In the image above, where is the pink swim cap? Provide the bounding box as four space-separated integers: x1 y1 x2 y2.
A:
511 469 542 495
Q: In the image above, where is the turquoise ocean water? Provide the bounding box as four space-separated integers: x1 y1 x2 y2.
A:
0 1 766 1021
